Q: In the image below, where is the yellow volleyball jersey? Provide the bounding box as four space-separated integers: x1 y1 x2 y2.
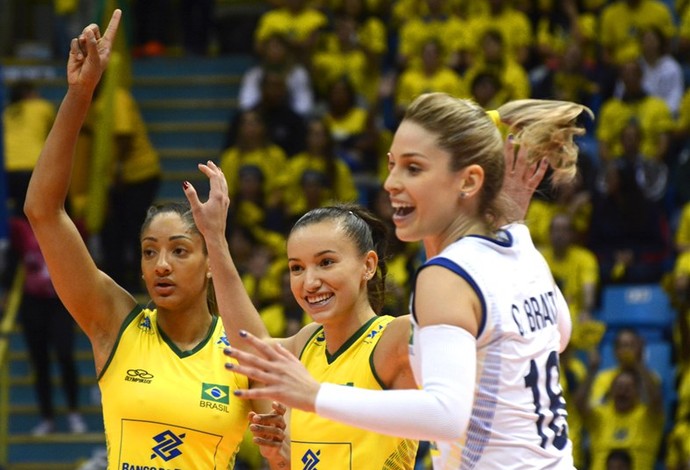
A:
291 316 418 470
99 307 250 469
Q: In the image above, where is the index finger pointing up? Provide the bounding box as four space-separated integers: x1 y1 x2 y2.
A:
102 9 122 44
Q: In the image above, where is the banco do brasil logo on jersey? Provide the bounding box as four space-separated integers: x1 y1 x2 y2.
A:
150 429 185 461
200 383 230 412
301 449 320 470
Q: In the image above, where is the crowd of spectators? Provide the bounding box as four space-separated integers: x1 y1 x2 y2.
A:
7 0 690 468
222 1 690 468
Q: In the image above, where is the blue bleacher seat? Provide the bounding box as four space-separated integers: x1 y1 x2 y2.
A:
597 284 676 342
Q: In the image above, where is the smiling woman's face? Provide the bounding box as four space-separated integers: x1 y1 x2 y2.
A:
286 220 371 325
140 212 209 311
384 120 463 245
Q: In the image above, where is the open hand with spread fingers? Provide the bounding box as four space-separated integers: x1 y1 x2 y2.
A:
183 160 230 241
501 136 548 222
225 331 320 412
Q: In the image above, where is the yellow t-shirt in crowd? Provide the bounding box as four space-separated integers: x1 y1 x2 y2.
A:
3 98 55 172
254 7 328 47
599 0 676 64
586 400 664 470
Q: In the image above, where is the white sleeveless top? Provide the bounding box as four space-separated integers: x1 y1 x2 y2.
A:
409 224 575 469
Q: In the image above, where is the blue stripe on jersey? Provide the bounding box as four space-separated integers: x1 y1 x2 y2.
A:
417 256 501 468
461 332 502 469
420 257 487 337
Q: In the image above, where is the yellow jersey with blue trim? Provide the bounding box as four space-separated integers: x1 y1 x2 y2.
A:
291 315 418 470
98 306 250 469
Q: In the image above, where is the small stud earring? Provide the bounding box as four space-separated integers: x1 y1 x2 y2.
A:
207 272 212 279
460 192 467 199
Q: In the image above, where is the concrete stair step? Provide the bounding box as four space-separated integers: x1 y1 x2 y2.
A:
142 106 234 123
139 97 236 110
149 126 227 151
7 463 78 470
8 433 106 465
9 405 103 435
131 55 254 77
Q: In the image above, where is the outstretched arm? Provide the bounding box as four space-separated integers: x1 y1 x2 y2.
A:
184 162 269 342
23 10 135 372
184 162 304 355
225 326 475 442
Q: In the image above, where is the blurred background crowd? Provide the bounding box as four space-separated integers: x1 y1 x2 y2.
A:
3 0 690 469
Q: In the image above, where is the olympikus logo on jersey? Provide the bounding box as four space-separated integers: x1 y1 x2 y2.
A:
301 449 321 470
199 383 230 412
125 369 154 384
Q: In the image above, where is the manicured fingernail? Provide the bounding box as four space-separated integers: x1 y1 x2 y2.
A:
224 348 232 355
225 363 234 369
507 134 514 142
239 330 247 337
182 181 189 190
234 390 242 396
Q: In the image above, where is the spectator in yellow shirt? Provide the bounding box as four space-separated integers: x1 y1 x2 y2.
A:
462 29 531 105
533 0 599 68
599 0 676 67
596 60 674 162
322 76 370 161
540 213 599 325
311 14 374 104
588 328 663 407
467 70 503 110
575 348 664 470
3 80 55 216
281 117 359 220
254 0 328 64
331 0 388 74
220 109 288 211
396 0 468 71
395 38 463 120
465 0 533 66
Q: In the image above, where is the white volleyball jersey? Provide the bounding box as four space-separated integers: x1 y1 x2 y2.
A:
409 224 575 470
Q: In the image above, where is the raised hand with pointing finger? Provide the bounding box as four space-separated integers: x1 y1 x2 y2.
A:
67 9 121 91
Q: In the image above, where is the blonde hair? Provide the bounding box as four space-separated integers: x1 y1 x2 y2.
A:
496 100 594 186
402 94 593 232
403 93 504 226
